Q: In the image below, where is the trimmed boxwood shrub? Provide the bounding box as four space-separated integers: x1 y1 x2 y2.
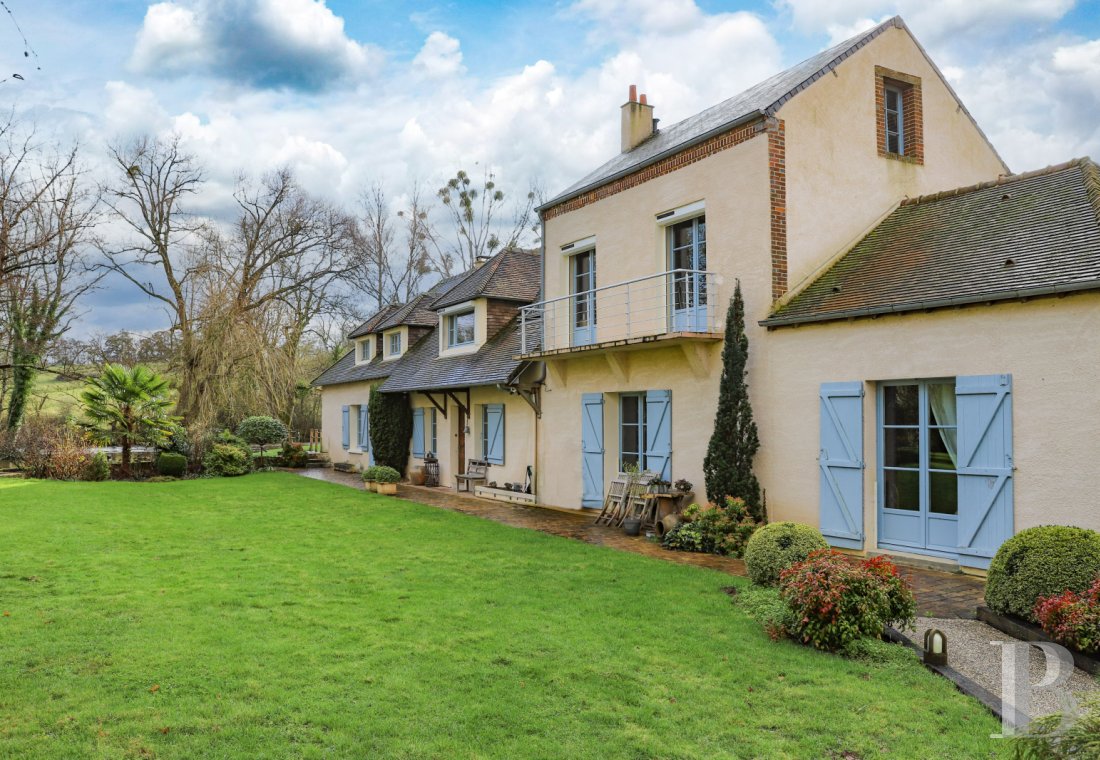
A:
203 443 251 477
363 465 400 484
743 522 829 586
985 525 1100 621
156 452 188 477
236 416 287 457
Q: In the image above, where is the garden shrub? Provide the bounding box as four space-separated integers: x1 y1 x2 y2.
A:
662 498 759 556
146 475 178 483
278 442 310 468
363 465 400 484
236 416 287 456
779 549 915 652
743 522 829 586
1034 577 1100 654
85 452 110 482
1012 694 1100 759
203 443 251 477
5 417 89 479
161 422 192 458
985 525 1100 621
368 388 411 474
156 452 188 477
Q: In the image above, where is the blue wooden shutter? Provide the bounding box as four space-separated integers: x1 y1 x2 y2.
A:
819 382 864 549
644 389 672 480
484 404 505 465
412 408 425 458
358 406 370 450
956 374 1013 569
581 393 604 507
341 405 350 450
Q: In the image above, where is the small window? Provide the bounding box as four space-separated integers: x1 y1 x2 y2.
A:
619 394 647 470
447 310 475 347
884 85 904 155
388 332 402 357
355 338 372 363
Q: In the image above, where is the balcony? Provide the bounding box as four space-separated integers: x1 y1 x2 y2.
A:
518 269 722 359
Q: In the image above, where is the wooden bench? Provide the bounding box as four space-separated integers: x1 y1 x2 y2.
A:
455 459 489 492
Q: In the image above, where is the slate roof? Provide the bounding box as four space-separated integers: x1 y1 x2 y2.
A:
347 304 401 339
311 351 393 387
542 16 1003 210
380 317 536 393
373 292 439 331
762 159 1100 327
431 248 541 310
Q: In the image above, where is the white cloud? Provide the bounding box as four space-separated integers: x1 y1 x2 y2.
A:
778 0 1076 43
413 32 465 79
130 0 384 90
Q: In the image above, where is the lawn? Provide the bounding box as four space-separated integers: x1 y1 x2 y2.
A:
0 474 1004 758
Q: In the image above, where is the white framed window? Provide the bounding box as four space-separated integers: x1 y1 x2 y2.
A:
388 332 402 356
355 337 373 364
884 85 904 155
447 310 476 347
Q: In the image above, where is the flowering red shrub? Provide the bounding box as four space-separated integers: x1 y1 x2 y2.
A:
1034 577 1100 655
779 549 916 652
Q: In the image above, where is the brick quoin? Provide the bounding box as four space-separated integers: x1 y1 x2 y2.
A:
768 118 787 301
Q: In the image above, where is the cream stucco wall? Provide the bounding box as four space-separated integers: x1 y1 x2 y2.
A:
539 135 771 510
757 293 1100 553
779 25 1008 291
407 386 537 492
319 380 375 470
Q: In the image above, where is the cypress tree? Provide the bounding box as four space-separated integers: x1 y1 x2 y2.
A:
368 387 413 474
703 282 764 521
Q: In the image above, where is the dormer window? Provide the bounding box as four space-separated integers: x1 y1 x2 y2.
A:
875 66 923 165
354 337 373 364
383 329 404 360
447 310 476 348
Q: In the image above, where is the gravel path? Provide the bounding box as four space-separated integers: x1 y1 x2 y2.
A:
914 616 1098 718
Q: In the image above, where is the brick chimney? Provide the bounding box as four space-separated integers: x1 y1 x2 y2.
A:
621 84 655 153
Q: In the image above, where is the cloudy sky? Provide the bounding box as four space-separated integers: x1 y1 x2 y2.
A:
3 0 1100 335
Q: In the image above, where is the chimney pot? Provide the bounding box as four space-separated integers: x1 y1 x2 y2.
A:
621 88 655 152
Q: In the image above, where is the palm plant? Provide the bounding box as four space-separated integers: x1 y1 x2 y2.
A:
81 364 176 478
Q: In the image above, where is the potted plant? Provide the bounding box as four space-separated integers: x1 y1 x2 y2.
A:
363 465 401 495
649 478 672 495
674 478 694 494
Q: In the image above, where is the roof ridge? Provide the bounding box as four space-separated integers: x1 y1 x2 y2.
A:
1078 157 1100 224
899 158 1090 207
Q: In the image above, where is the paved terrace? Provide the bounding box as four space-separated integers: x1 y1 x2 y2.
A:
295 468 985 619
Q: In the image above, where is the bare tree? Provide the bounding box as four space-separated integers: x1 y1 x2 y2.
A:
0 116 81 287
102 135 207 418
433 167 538 275
3 151 101 428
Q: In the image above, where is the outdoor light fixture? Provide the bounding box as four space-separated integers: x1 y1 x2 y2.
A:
923 629 947 666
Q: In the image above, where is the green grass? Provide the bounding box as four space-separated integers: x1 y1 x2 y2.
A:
0 474 1005 759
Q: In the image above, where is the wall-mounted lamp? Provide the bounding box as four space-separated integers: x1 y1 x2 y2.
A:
923 629 947 666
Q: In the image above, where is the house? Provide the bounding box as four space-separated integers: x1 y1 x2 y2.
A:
523 15 1100 570
314 248 543 497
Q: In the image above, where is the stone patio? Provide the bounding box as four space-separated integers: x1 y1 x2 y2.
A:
294 467 986 619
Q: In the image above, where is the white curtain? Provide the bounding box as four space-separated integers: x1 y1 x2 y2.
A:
928 384 958 467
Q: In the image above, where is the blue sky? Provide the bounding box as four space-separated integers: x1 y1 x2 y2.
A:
4 0 1100 335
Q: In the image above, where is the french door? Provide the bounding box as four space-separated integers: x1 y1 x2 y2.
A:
669 216 707 332
571 249 596 346
878 380 959 556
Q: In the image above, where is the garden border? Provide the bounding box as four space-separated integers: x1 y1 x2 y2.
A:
884 626 1021 724
976 606 1100 677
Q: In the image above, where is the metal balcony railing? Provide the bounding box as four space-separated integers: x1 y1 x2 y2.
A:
520 269 718 355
